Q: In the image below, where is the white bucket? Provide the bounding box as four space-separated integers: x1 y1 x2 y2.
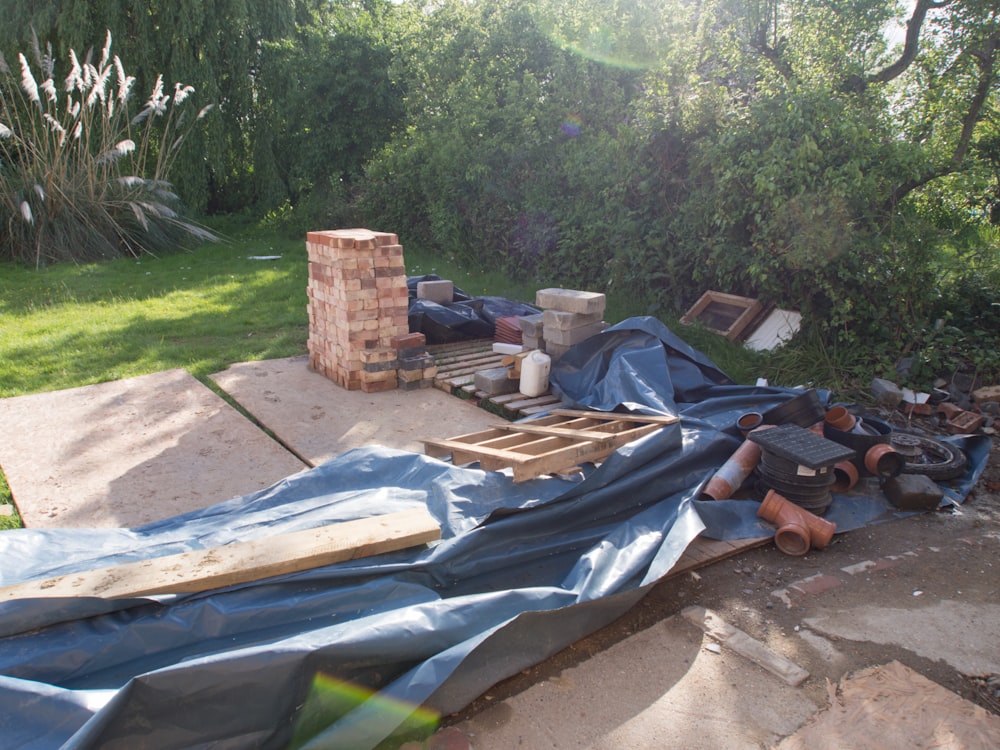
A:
519 350 551 397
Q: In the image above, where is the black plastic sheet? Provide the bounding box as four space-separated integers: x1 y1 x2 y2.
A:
0 317 989 749
406 275 539 344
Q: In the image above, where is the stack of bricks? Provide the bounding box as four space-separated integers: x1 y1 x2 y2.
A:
306 229 410 392
393 332 438 391
521 288 608 361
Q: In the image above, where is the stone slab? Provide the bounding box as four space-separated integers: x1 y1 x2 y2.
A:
0 370 308 529
777 660 1000 750
451 614 818 749
210 355 502 467
804 599 1000 676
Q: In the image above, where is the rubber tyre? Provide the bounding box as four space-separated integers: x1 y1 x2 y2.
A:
891 434 968 481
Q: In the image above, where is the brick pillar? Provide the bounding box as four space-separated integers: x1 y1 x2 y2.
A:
306 229 410 391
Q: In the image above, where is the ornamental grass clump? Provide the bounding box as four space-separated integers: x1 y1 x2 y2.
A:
0 32 216 266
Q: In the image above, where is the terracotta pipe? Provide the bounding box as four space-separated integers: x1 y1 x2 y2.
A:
736 412 764 437
825 405 856 432
757 490 837 556
831 460 859 493
702 426 774 500
864 443 904 478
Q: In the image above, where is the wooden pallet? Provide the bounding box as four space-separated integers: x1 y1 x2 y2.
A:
423 409 678 482
463 388 564 419
428 340 508 394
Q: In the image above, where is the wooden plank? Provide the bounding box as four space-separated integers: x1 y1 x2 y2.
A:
435 352 505 370
426 339 494 356
0 508 441 601
438 358 508 381
519 404 560 416
488 392 531 406
494 421 662 445
443 374 477 388
668 535 771 576
550 409 679 425
502 394 563 411
681 605 810 686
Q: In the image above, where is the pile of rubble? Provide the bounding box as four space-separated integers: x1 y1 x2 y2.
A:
870 376 999 437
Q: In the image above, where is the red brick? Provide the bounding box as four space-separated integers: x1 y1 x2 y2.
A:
390 333 425 350
788 573 843 597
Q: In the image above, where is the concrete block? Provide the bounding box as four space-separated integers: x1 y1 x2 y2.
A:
883 474 944 510
544 342 571 361
519 313 544 338
399 353 435 371
542 309 603 331
870 378 903 408
535 288 606 315
417 279 454 304
522 334 543 350
544 320 607 346
474 367 519 395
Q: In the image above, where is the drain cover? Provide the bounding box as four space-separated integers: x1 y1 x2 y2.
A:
749 424 856 469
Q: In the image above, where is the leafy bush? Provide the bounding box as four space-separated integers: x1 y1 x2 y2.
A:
0 32 215 266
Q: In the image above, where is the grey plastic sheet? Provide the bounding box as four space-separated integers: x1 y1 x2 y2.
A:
0 316 988 749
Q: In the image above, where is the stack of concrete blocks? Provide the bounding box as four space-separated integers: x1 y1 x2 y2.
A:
522 288 608 361
305 229 410 392
393 332 438 391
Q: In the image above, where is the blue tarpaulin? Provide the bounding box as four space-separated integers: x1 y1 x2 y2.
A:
0 317 989 749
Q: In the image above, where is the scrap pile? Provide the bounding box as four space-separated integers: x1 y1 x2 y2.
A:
699 386 976 556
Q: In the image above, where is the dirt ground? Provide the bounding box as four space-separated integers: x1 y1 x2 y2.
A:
444 420 1000 732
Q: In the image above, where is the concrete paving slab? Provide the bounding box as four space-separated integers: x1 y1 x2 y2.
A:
0 370 307 529
451 614 819 749
209 355 503 466
777 660 1000 749
804 599 1000 676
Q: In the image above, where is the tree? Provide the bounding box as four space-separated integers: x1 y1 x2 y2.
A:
1 0 298 213
628 0 1000 349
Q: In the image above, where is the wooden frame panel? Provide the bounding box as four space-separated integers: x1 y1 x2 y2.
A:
680 291 763 341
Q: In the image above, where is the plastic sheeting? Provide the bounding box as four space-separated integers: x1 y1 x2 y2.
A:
406 275 540 344
0 317 990 749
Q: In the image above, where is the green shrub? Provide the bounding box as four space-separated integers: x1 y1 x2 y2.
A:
0 32 215 266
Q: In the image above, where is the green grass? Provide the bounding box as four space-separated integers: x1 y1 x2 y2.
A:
0 222 310 399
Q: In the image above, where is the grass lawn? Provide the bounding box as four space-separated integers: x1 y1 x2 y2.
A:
0 217 766 528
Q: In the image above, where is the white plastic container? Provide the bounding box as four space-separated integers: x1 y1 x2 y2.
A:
519 350 551 397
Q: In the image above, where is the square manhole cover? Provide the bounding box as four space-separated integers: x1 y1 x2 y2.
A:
749 423 856 469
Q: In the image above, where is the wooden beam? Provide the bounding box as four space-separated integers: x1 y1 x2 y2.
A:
0 508 440 601
550 409 679 425
681 605 810 686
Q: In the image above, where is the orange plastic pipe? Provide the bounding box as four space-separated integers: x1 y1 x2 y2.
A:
757 490 837 556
